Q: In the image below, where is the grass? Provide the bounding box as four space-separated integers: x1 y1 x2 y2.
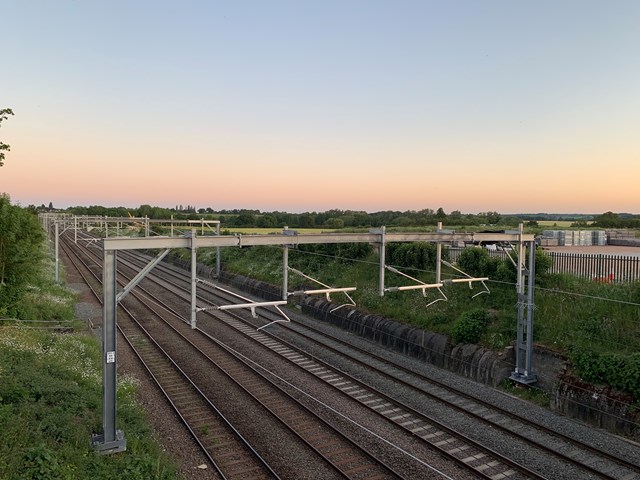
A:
0 328 180 479
499 379 551 407
196 243 640 399
0 246 182 480
537 220 593 227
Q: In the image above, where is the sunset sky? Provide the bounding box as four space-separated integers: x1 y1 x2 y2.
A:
2 1 639 214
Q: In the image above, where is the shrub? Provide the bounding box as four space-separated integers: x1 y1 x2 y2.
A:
387 242 440 271
452 308 491 344
570 348 640 400
457 247 489 277
0 195 45 317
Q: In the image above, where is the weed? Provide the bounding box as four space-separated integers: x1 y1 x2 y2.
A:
500 380 550 407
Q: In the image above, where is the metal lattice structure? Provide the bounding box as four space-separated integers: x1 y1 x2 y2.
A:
41 214 536 453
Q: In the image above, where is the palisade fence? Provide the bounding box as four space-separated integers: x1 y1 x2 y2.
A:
448 248 640 283
545 252 640 283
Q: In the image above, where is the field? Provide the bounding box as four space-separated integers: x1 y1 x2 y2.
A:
537 220 591 227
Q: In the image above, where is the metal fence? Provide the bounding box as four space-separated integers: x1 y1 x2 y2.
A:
546 252 640 283
447 248 640 283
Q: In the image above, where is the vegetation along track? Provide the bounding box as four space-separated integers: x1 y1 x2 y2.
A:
63 231 640 479
62 232 429 479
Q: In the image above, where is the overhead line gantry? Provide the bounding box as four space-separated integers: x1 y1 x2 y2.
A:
42 214 537 454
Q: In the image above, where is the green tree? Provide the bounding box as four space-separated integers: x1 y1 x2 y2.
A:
235 212 256 227
0 108 14 167
257 214 277 228
0 194 44 316
592 211 621 228
324 217 344 229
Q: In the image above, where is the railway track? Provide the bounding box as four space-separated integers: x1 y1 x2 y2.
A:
60 236 279 479
62 232 440 479
103 248 542 479
124 253 640 479
124 244 640 480
62 231 640 479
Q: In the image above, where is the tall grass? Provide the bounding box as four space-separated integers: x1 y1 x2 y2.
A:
0 244 181 480
0 328 179 479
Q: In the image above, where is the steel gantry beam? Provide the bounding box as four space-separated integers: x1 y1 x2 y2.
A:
101 230 533 251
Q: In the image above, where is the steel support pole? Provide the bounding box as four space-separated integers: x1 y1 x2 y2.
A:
283 245 289 300
145 217 150 237
510 224 537 385
378 226 386 297
170 215 174 236
74 216 78 244
55 222 60 283
436 222 443 283
92 249 126 454
516 223 525 375
216 222 221 278
190 229 197 329
525 241 536 375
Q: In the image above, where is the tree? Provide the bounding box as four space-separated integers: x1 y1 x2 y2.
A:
0 194 44 317
235 212 256 227
0 108 14 167
324 217 344 229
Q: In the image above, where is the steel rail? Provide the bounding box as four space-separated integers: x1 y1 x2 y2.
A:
59 236 279 479
126 245 640 477
111 248 543 480
275 314 640 475
62 233 410 480
72 232 640 479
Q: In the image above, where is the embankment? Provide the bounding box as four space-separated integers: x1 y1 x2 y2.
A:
176 258 638 437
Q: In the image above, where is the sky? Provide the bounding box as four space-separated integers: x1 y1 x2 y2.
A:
2 1 639 214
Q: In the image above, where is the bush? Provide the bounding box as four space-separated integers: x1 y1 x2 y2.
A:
570 348 640 400
0 195 45 317
387 242 441 271
457 248 489 277
452 308 491 344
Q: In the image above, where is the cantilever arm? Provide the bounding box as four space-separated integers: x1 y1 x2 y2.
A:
384 265 447 306
441 260 490 297
287 266 357 312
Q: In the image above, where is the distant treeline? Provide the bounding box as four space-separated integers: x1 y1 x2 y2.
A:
519 211 640 229
35 204 636 230
590 212 640 229
59 205 513 228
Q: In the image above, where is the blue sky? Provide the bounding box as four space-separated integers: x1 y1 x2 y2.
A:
2 1 639 213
